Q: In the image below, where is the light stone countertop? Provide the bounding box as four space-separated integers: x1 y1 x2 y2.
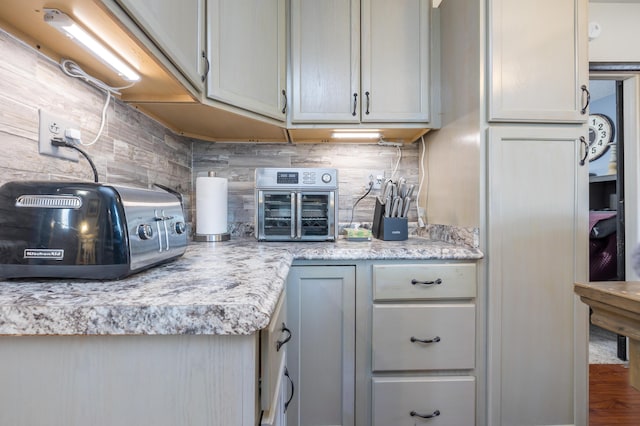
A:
0 236 483 336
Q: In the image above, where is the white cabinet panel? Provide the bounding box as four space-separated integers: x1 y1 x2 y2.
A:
488 0 588 122
260 356 288 426
372 376 475 426
291 0 431 124
286 265 356 426
361 0 430 122
373 263 476 300
260 292 288 413
207 0 287 121
487 126 589 425
116 0 205 90
0 335 258 426
291 0 360 123
372 304 476 371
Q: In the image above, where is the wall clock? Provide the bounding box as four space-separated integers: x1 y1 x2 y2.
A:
588 113 615 162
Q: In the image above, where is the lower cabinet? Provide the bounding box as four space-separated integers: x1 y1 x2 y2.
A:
286 260 478 426
260 356 289 426
0 334 260 426
286 265 356 426
370 262 477 426
487 126 589 425
260 292 291 426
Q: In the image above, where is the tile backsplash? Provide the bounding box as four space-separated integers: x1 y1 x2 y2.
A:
0 29 420 237
192 142 420 235
0 29 192 203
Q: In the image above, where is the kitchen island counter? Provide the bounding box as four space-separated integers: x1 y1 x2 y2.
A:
0 236 483 336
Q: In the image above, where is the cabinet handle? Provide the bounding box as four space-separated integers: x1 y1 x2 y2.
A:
410 336 441 344
411 278 442 286
579 136 588 166
410 410 441 419
365 91 370 115
352 93 358 116
580 84 590 115
281 90 287 114
201 51 210 83
276 322 291 351
284 366 295 413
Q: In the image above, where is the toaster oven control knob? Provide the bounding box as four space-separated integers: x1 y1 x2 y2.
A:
321 173 332 183
175 222 186 234
137 224 154 240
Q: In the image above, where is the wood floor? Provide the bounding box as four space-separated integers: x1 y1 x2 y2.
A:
590 364 640 425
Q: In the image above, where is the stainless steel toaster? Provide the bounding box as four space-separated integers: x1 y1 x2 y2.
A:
0 181 188 280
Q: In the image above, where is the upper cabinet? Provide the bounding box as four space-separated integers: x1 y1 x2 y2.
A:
207 0 287 121
115 0 206 92
488 0 588 123
290 0 431 124
361 0 430 123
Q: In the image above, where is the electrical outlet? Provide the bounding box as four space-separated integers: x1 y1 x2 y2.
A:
368 170 384 190
38 109 79 162
417 206 427 227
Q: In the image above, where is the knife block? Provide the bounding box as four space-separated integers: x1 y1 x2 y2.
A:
372 198 408 241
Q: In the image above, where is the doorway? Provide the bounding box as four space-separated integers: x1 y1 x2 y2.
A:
587 71 640 425
588 77 626 363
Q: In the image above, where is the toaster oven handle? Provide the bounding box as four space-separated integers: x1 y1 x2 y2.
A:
296 192 302 239
290 192 296 239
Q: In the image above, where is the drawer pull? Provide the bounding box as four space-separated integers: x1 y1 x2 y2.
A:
277 322 292 351
410 409 441 419
411 278 443 286
284 366 294 413
410 336 441 344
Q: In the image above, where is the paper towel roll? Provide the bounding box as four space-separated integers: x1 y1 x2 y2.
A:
196 175 228 235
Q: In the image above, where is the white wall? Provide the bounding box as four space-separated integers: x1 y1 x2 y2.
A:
589 2 640 62
421 1 482 227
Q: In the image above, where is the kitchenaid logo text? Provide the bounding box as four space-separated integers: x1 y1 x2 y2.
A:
23 249 64 260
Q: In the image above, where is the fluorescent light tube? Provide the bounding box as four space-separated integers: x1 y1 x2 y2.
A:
44 8 140 82
331 131 381 139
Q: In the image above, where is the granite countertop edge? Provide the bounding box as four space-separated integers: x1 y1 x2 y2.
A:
0 236 483 337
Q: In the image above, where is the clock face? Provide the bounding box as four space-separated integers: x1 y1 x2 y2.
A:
588 114 614 162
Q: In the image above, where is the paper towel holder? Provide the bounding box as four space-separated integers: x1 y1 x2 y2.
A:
194 171 231 242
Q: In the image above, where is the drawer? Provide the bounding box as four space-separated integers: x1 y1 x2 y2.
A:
260 292 290 412
260 356 287 426
373 263 476 301
372 376 475 426
372 304 475 371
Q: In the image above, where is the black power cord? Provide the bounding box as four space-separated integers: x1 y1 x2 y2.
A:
51 137 99 183
348 180 374 228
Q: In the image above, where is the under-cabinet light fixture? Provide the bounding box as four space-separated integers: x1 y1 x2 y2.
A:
331 131 381 140
44 8 140 82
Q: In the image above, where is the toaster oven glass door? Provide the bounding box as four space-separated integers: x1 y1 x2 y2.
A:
258 190 335 240
261 192 296 239
297 192 335 239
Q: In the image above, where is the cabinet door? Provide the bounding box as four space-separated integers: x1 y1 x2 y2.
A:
488 0 588 122
286 265 356 426
116 0 205 90
361 0 430 122
487 126 589 425
290 0 360 123
261 357 288 426
207 0 287 121
261 292 288 413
